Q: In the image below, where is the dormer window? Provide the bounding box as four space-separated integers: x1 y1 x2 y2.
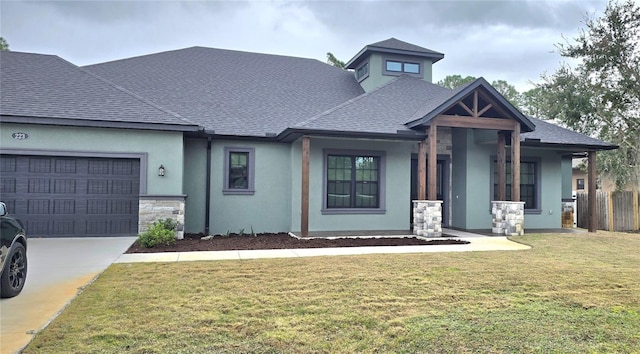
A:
355 62 369 81
385 59 421 75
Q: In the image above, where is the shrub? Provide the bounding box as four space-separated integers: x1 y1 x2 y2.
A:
138 218 177 248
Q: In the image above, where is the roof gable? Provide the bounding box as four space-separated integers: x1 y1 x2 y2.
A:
406 77 535 133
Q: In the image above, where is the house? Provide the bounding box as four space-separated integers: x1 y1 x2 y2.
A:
0 38 617 238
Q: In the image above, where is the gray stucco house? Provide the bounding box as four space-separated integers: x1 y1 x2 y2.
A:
0 38 616 238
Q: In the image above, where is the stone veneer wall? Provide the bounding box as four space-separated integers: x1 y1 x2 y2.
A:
139 195 186 239
491 201 525 236
413 200 443 237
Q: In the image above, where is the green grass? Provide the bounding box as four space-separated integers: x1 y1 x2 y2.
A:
25 232 640 353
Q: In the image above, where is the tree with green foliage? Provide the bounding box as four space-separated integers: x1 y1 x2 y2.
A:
536 0 639 191
436 75 523 109
0 37 9 51
326 52 345 69
435 74 476 89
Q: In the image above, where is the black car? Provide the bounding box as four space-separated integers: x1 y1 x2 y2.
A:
0 202 27 298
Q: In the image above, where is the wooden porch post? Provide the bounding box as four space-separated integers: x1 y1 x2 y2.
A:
511 123 521 202
428 124 438 200
588 150 597 233
497 131 507 201
418 140 427 200
301 136 310 237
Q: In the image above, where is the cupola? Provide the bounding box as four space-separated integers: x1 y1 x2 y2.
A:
345 38 444 92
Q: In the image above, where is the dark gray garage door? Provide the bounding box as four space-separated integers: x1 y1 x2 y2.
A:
0 155 140 237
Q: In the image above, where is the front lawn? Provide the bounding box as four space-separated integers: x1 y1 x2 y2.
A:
25 232 640 353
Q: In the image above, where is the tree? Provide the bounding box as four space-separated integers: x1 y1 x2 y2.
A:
326 52 345 69
0 37 9 51
536 0 640 191
436 75 524 109
435 74 475 89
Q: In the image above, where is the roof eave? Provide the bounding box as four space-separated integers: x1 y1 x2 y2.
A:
0 115 201 132
277 128 425 143
521 141 619 152
346 46 445 69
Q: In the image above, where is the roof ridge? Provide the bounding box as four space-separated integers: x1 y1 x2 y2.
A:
79 63 199 127
294 76 406 128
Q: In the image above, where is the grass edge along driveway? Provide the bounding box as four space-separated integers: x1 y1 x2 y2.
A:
25 232 640 353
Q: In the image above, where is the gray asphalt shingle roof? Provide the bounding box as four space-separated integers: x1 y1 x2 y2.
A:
522 117 615 148
0 51 197 129
85 47 364 137
296 75 452 134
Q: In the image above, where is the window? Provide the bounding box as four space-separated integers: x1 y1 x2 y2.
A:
356 62 369 81
323 150 385 213
384 60 421 75
223 147 255 195
576 178 585 190
492 159 540 211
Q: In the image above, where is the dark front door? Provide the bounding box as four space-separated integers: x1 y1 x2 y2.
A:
410 157 449 225
0 155 140 237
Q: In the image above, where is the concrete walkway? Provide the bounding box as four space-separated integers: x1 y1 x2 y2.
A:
115 233 530 263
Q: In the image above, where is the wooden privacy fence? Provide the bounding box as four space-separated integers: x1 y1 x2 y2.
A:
576 191 640 231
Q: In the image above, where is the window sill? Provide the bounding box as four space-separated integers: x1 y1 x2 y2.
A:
222 189 255 196
524 209 542 215
321 208 386 215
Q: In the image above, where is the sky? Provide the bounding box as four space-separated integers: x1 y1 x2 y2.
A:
1 0 611 92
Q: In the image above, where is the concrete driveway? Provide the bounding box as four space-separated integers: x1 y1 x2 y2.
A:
0 237 136 354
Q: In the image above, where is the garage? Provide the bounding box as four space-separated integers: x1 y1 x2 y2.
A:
0 155 140 237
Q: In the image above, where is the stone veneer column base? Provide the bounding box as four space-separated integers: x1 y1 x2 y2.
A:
413 200 443 237
139 195 186 239
491 201 525 236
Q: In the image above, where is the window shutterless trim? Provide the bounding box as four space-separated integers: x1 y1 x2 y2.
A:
489 156 541 214
355 61 370 82
322 149 386 214
222 146 255 195
382 56 422 77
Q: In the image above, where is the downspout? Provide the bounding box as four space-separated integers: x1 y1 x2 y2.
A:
204 136 212 235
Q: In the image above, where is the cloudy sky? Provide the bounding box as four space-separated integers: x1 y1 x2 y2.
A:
1 0 610 91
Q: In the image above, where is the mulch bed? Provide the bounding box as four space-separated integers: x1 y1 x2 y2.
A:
126 233 470 253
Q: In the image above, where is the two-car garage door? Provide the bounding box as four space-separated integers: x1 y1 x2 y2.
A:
0 155 140 237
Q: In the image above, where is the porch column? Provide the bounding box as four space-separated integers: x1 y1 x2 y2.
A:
417 139 427 200
511 123 521 202
497 131 507 201
428 123 438 200
588 150 597 232
301 136 310 237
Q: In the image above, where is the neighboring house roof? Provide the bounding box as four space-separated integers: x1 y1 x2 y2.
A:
84 47 364 137
345 37 445 69
521 117 617 151
0 51 198 131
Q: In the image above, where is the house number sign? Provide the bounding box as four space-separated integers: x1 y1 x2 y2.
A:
11 132 29 140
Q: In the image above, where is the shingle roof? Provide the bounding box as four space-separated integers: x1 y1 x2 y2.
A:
85 47 364 137
345 37 444 69
0 51 197 130
522 117 616 150
295 75 450 134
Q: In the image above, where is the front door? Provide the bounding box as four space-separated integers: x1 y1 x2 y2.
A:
410 157 449 226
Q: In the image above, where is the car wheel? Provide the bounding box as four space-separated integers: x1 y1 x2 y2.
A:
1 243 27 298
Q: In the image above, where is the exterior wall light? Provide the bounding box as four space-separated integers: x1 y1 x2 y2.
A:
158 164 165 177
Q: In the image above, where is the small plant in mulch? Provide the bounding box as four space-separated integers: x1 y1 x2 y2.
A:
138 218 178 248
